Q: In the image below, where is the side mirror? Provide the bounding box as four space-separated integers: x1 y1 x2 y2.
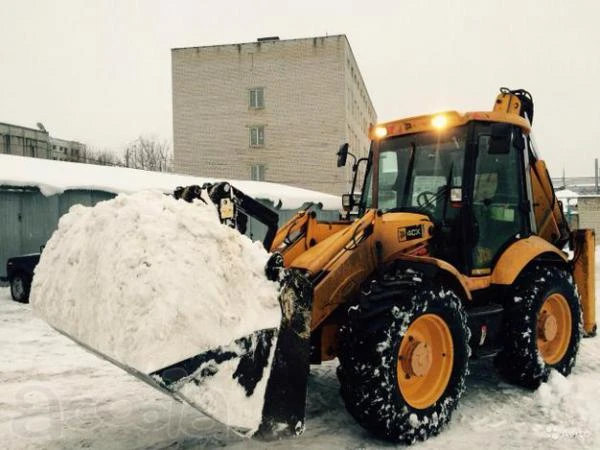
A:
489 122 511 154
337 143 349 167
342 193 352 211
342 193 361 212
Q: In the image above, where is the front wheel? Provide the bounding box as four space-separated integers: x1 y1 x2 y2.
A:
337 280 470 444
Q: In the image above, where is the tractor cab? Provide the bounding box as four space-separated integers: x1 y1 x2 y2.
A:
341 94 544 276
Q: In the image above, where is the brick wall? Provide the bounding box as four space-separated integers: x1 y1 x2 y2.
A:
172 35 376 195
578 197 600 234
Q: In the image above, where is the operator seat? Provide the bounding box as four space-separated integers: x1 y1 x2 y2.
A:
432 185 464 269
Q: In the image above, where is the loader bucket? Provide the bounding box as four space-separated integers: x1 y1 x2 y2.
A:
33 184 314 438
153 269 312 438
52 269 313 438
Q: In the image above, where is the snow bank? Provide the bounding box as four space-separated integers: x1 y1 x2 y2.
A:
31 190 280 372
0 154 341 210
30 190 282 431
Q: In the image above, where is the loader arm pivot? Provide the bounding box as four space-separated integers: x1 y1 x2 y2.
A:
174 182 280 250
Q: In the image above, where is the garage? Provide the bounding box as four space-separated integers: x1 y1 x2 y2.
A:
0 154 341 285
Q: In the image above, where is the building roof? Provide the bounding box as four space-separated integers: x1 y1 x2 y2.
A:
171 34 346 52
556 189 579 198
50 137 85 148
556 188 579 206
0 154 341 210
0 121 49 135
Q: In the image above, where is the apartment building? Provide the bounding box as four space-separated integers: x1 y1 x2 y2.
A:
0 122 85 162
50 137 85 162
0 122 51 159
172 34 376 195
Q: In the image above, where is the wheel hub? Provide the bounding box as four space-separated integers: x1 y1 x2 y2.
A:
396 314 454 410
536 293 572 365
538 312 558 342
402 339 433 377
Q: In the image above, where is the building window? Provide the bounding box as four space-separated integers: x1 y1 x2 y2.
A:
3 135 10 154
251 164 266 181
250 126 265 147
249 88 264 109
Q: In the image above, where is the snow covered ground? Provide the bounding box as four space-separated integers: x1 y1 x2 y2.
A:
1 284 599 449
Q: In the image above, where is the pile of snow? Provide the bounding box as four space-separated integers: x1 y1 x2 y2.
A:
556 188 579 207
0 154 341 210
30 190 282 431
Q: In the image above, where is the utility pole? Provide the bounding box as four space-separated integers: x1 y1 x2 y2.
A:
594 158 600 194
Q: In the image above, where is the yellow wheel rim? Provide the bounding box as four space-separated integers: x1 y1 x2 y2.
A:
397 314 454 410
537 293 572 365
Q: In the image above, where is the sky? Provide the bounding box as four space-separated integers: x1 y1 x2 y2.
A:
1 0 599 177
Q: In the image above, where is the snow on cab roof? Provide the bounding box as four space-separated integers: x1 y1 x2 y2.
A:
0 154 341 210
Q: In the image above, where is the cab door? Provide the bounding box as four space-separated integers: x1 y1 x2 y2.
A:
470 123 529 275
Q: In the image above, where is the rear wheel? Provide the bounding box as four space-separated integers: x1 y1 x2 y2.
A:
10 273 31 303
494 264 581 389
337 277 469 444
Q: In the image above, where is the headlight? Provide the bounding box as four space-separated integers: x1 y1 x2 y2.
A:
374 126 388 138
431 115 448 129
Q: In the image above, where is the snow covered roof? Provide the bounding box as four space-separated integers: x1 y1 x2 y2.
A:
0 155 341 210
555 189 579 198
556 189 578 206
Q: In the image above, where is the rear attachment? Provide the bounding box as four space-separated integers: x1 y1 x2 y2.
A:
572 229 597 337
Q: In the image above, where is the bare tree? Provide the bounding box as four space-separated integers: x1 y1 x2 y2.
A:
124 136 173 172
84 146 123 166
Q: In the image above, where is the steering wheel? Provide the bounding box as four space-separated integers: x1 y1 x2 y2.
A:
416 190 436 207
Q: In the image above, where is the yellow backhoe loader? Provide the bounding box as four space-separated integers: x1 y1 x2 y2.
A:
53 88 598 444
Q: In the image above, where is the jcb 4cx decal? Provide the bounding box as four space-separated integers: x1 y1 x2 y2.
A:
398 225 423 242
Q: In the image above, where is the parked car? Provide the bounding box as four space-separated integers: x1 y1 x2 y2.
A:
3 253 41 303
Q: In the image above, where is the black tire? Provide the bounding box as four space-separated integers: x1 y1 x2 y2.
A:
10 273 31 303
337 276 470 444
494 264 581 389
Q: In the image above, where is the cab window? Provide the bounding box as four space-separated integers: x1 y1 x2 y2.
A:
471 125 525 272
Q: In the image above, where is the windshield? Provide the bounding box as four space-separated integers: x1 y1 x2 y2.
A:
365 126 467 221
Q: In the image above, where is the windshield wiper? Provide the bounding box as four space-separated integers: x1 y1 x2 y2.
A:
416 160 456 215
416 185 450 213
